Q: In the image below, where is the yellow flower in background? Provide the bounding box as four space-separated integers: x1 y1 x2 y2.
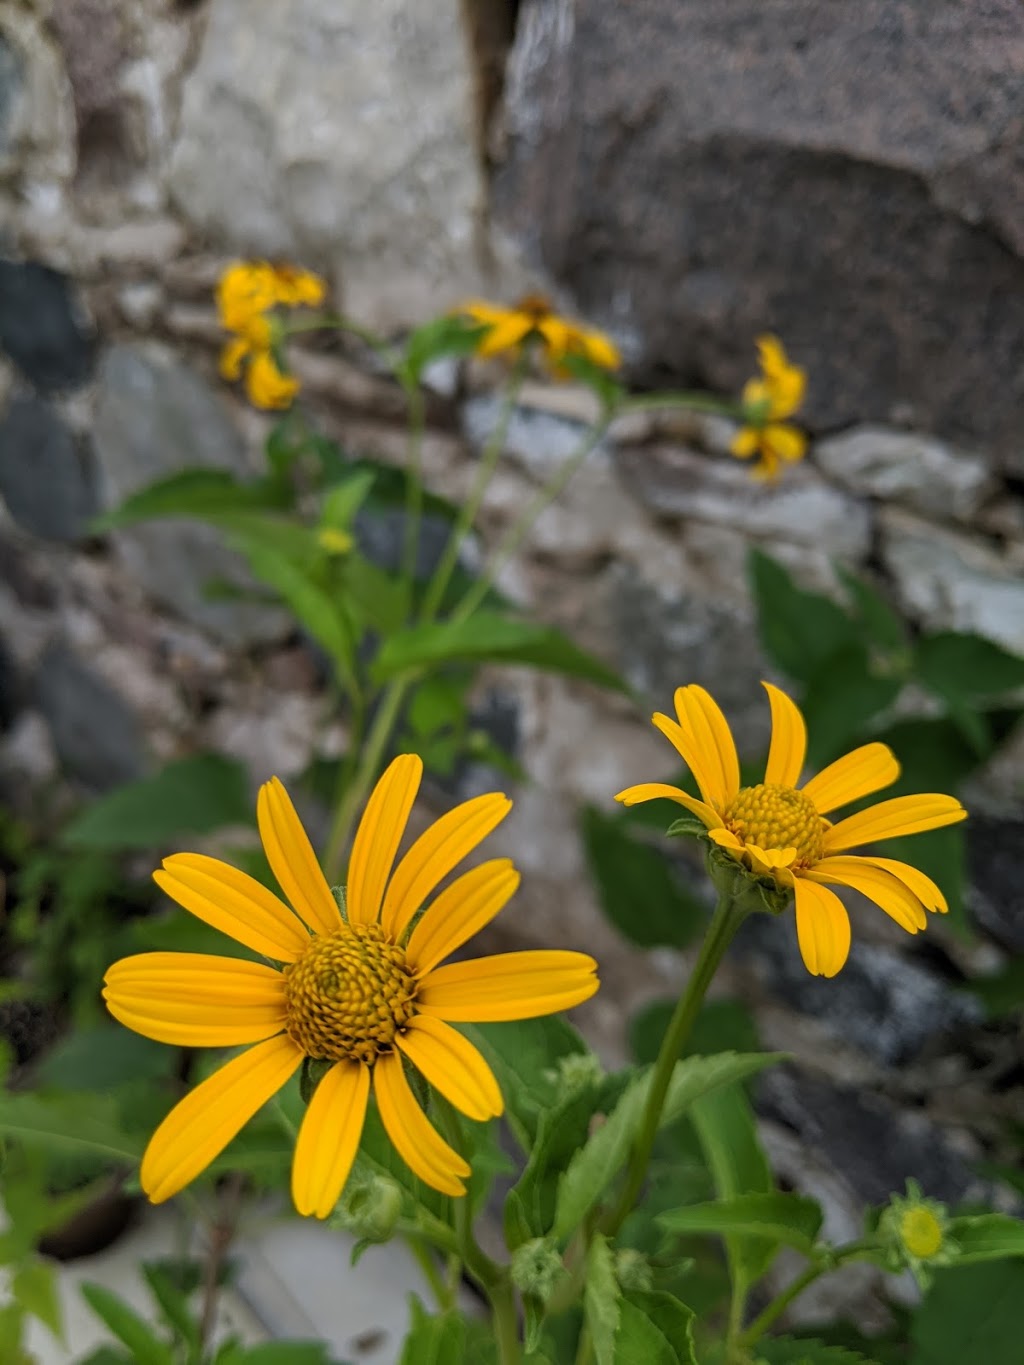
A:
461 294 621 374
271 264 327 308
245 349 300 410
731 335 808 480
104 755 598 1218
216 261 280 333
616 683 966 978
216 260 326 410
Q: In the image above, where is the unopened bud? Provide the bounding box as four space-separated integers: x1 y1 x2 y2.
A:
333 1173 403 1243
614 1248 653 1293
510 1237 567 1303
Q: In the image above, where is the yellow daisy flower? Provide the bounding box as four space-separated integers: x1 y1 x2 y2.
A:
244 349 300 410
730 335 808 480
270 264 327 308
616 683 966 978
461 294 621 374
216 261 280 333
104 755 598 1218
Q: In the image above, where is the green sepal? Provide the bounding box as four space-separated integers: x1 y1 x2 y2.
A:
299 1056 334 1106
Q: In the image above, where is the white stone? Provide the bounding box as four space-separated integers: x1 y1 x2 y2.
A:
815 424 994 521
0 9 76 186
462 393 609 480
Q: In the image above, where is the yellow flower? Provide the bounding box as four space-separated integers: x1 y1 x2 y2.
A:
216 262 280 333
270 264 326 308
461 295 621 374
244 349 300 410
317 527 354 556
731 335 808 480
899 1206 944 1259
616 683 966 978
103 756 598 1218
217 313 273 381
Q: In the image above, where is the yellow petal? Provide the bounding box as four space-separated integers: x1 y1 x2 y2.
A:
397 1015 503 1121
219 337 249 381
291 1061 369 1219
257 778 341 938
459 300 510 325
808 857 926 933
746 844 797 877
405 860 520 976
476 313 532 357
792 878 851 978
800 742 900 815
141 1034 302 1203
708 827 744 851
417 950 598 1022
373 1052 470 1196
763 423 807 462
380 787 510 940
755 335 789 376
104 953 287 1046
614 782 723 830
154 853 311 962
538 316 572 364
347 754 422 927
730 426 761 459
673 686 740 808
823 794 966 852
244 351 299 410
762 682 807 787
851 855 948 914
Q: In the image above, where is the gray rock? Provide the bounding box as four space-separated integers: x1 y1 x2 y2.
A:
495 0 1024 467
0 36 19 157
92 344 289 646
968 817 1024 954
0 260 95 392
35 640 148 791
815 426 995 522
0 395 96 542
462 394 607 480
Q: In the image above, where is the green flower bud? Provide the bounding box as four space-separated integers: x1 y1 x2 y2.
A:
510 1237 567 1303
332 1173 403 1243
614 1247 653 1293
544 1050 604 1100
879 1180 956 1289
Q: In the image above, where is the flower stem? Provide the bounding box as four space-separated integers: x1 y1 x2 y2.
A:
406 1235 455 1312
400 379 427 592
736 1240 876 1350
603 890 750 1235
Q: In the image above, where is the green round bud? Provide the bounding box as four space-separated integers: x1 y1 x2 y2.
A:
333 1173 403 1243
510 1237 567 1303
614 1248 653 1293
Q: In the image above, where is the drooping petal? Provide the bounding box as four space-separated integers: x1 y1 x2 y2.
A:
141 1034 302 1204
397 1015 503 1121
537 316 572 363
104 953 287 1047
824 794 966 852
579 327 621 370
730 426 761 460
762 682 807 788
852 856 948 914
219 336 249 380
291 1061 370 1219
800 742 900 815
154 854 310 962
673 686 740 808
380 789 510 940
808 858 926 934
476 312 533 357
405 860 520 976
792 878 851 978
417 950 598 1022
460 300 510 326
763 423 807 461
345 754 422 927
614 783 723 830
652 712 725 811
257 778 342 937
373 1052 470 1196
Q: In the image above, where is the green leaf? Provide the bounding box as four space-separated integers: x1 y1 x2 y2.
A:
910 1259 1024 1365
581 806 706 949
93 469 287 532
80 1283 175 1365
755 1338 879 1364
463 1017 588 1148
969 959 1024 1017
510 1087 600 1246
585 1234 621 1365
36 1025 173 1092
236 1345 341 1365
403 315 485 382
800 646 902 766
660 1052 784 1130
141 1263 200 1349
62 754 251 850
372 612 628 693
614 1291 696 1364
748 550 858 683
76 1351 135 1365
914 632 1024 700
948 1213 1024 1262
630 999 759 1067
0 1091 144 1164
398 1301 469 1365
321 469 377 531
835 566 908 655
658 1193 822 1254
12 1260 62 1340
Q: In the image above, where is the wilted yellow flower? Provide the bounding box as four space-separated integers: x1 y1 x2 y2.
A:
104 756 598 1218
461 295 620 375
617 682 966 978
245 349 300 410
731 336 807 480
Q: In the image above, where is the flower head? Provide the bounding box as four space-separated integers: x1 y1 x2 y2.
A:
104 755 598 1218
616 683 966 977
880 1181 956 1287
216 259 326 410
730 336 807 480
244 349 300 410
460 295 620 376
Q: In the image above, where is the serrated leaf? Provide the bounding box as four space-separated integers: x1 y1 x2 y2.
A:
910 1259 1024 1365
658 1193 822 1254
948 1213 1024 1262
511 1087 599 1245
585 1234 621 1365
755 1337 878 1364
398 1301 469 1365
93 469 287 532
80 1284 174 1365
614 1290 696 1364
463 1017 588 1148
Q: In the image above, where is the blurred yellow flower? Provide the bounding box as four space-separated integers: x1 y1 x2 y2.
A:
216 262 280 333
317 527 354 556
616 682 966 978
245 350 300 410
216 260 326 410
461 295 620 375
731 335 807 480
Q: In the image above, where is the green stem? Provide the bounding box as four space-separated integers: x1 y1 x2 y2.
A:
604 890 750 1235
574 1323 594 1365
406 1235 455 1311
736 1240 877 1349
489 1277 523 1365
401 380 427 593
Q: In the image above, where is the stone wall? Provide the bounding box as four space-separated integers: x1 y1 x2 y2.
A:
2 0 1022 1311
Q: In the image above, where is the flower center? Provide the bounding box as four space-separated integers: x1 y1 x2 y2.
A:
724 783 825 867
516 292 554 323
899 1207 943 1259
283 924 417 1066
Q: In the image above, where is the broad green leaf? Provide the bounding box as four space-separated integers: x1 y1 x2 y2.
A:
800 647 902 766
614 1291 696 1364
76 1351 134 1365
660 1052 784 1129
581 806 705 949
910 1260 1024 1365
62 754 251 850
463 1017 589 1148
510 1087 599 1246
630 999 759 1068
948 1213 1024 1262
321 470 377 530
835 566 908 656
35 1025 174 1092
0 1092 144 1163
141 1263 200 1349
585 1234 621 1365
80 1284 174 1365
398 1300 469 1365
93 469 287 532
914 632 1024 700
658 1193 822 1254
403 315 485 382
755 1338 878 1364
372 612 628 693
12 1260 62 1339
748 550 857 683
238 1345 341 1365
969 959 1024 1017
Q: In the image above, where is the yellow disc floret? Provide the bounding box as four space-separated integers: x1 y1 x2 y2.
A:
284 924 417 1066
899 1207 944 1260
724 783 826 866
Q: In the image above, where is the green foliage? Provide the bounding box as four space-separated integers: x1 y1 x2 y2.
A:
658 1193 823 1255
613 1291 697 1364
585 1234 622 1365
754 1339 880 1364
91 468 290 532
80 1284 176 1365
946 1213 1024 1262
398 1299 473 1365
909 1260 1024 1365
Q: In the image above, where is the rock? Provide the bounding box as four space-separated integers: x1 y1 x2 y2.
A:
0 9 76 185
0 396 96 542
495 0 1024 467
92 344 289 646
968 817 1024 954
168 0 518 329
354 506 453 584
462 394 609 480
815 425 995 522
35 639 148 791
0 632 19 730
0 260 95 392
880 507 1024 655
0 35 19 160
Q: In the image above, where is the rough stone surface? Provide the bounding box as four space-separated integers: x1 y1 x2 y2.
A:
496 0 1024 465
968 817 1024 954
0 8 76 185
92 344 289 646
0 35 19 159
0 395 97 542
0 260 95 392
815 425 996 523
